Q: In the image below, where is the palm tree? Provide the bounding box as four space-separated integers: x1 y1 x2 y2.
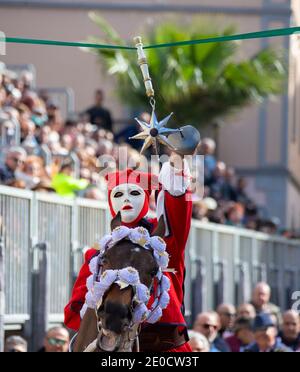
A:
85 13 286 129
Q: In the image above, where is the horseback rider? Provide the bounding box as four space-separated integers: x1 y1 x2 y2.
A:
64 154 193 352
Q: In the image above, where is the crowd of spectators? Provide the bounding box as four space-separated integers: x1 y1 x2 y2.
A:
193 138 300 239
0 61 144 202
188 282 300 352
0 62 299 239
5 282 300 353
4 326 70 353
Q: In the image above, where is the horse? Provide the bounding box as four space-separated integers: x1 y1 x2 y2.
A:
72 213 167 352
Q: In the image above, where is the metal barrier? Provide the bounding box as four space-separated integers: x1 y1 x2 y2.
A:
0 187 32 327
185 221 300 324
0 185 299 329
0 186 110 327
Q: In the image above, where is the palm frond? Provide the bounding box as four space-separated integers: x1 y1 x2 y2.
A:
86 16 287 128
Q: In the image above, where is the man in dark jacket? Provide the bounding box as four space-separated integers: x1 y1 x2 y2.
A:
85 90 113 132
251 282 282 326
38 327 70 352
278 310 300 351
244 313 292 352
193 312 230 352
225 318 255 352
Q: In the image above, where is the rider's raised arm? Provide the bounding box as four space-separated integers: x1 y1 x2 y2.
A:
156 154 192 271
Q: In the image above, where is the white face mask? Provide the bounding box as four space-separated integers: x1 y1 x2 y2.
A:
111 183 146 224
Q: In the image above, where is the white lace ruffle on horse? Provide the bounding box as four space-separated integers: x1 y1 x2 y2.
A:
82 226 171 325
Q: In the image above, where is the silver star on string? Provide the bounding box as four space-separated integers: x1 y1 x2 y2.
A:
130 111 182 154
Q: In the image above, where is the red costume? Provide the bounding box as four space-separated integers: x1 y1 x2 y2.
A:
64 163 192 352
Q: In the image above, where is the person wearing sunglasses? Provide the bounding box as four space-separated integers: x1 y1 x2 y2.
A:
39 327 70 352
193 312 230 352
217 303 237 338
0 146 27 184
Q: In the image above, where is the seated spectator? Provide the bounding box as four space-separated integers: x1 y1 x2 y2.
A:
258 219 279 235
225 318 255 352
4 335 28 352
225 203 245 227
51 160 89 199
244 313 291 352
39 326 70 352
5 179 26 189
193 312 230 352
60 134 74 152
31 105 48 128
188 330 210 352
46 102 64 133
245 217 259 231
20 114 36 144
217 303 236 338
0 86 6 108
237 303 256 320
1 118 20 146
207 206 226 225
15 155 49 189
221 167 238 201
73 133 86 152
251 282 282 326
0 146 26 184
235 177 252 205
85 89 113 132
31 180 55 193
36 125 51 145
198 138 217 184
192 200 209 222
84 186 106 201
278 310 300 351
208 161 227 201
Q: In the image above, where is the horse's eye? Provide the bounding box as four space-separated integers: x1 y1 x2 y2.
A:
130 190 141 196
114 191 123 198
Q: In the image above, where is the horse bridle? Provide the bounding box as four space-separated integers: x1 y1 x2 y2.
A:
87 253 156 352
82 225 171 352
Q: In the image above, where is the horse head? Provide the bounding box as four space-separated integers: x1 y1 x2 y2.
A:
84 212 169 352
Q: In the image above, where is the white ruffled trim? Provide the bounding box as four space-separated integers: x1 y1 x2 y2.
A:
88 256 99 274
150 236 166 253
129 227 151 248
111 226 131 244
99 235 113 255
85 291 96 309
83 226 171 325
86 274 94 291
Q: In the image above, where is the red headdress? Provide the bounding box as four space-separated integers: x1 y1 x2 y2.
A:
105 169 159 226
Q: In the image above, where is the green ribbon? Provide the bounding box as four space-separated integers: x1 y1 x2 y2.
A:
144 26 300 49
0 37 135 50
1 26 300 50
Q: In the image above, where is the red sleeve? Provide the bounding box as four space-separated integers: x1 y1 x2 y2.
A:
164 190 192 269
164 190 192 306
64 248 98 331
